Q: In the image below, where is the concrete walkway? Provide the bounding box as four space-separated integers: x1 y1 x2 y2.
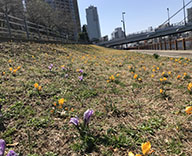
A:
129 50 192 58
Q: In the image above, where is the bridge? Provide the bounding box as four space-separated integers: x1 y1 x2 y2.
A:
98 22 192 47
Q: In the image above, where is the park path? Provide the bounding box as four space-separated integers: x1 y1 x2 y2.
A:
129 50 192 58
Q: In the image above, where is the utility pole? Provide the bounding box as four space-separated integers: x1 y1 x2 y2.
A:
183 0 186 25
121 12 126 38
167 8 170 25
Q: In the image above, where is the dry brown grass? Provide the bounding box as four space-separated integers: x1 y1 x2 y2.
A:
0 42 191 156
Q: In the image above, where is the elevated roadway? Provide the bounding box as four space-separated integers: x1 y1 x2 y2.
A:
98 23 192 47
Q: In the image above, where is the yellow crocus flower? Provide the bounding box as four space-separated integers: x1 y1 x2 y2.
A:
34 83 39 88
185 106 192 114
142 141 151 155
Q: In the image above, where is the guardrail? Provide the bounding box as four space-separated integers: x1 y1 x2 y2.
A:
0 12 74 43
134 38 191 50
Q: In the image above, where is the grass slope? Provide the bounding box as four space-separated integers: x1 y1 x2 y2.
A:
0 42 191 156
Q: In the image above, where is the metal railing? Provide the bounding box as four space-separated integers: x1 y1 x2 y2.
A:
0 12 74 43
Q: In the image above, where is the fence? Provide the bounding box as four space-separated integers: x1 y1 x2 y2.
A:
0 12 74 43
135 38 192 50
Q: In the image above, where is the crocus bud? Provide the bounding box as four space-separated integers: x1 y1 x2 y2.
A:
78 75 83 81
0 139 6 156
0 105 2 118
79 69 83 73
83 109 94 125
65 74 68 78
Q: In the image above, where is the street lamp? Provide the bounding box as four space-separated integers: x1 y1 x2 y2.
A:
121 12 126 38
183 0 186 25
167 8 170 25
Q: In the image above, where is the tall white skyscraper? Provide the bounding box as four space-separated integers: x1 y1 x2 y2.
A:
86 5 101 41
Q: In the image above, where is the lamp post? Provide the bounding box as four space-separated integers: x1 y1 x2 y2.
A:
183 0 186 25
121 12 126 38
167 8 170 25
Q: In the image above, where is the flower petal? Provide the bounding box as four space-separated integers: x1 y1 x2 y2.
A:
142 141 151 155
69 117 79 126
185 106 192 114
7 150 18 156
83 109 94 124
0 139 6 156
128 152 134 156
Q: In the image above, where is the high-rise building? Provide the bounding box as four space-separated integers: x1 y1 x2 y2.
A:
86 5 101 41
44 0 55 7
187 7 192 23
111 27 124 40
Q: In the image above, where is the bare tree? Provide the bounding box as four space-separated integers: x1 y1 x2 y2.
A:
26 0 55 27
26 0 74 36
0 0 24 17
0 0 77 40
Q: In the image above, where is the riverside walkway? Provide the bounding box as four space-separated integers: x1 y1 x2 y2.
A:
130 50 192 58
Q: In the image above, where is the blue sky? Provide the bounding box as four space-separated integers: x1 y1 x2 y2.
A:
77 0 192 38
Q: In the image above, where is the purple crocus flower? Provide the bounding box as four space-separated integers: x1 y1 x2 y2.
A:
0 105 2 118
48 66 52 70
70 117 79 126
78 75 83 81
48 64 53 70
65 74 68 78
6 150 18 156
0 139 6 156
79 69 83 73
83 109 94 125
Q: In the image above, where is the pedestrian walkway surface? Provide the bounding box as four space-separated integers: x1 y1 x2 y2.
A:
129 50 192 58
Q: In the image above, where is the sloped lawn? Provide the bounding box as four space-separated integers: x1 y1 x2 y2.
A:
0 42 191 156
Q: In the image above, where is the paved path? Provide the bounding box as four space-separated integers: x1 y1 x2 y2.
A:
129 50 192 58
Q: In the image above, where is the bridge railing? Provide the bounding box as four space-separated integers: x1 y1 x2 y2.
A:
127 21 186 38
128 29 152 37
0 12 74 42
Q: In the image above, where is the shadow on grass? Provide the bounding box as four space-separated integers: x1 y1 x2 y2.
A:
72 128 133 153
